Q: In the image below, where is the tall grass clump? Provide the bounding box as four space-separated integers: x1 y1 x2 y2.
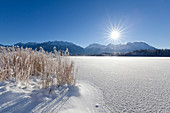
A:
0 46 77 89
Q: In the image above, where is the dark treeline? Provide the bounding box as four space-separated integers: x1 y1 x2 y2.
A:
87 49 170 57
124 49 170 57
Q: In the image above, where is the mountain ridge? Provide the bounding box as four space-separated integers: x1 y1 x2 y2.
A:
85 41 156 54
0 41 156 55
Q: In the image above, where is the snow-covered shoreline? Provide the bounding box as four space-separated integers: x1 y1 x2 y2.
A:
0 80 105 113
1 56 170 113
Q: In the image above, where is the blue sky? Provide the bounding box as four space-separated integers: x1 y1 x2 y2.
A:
0 0 170 48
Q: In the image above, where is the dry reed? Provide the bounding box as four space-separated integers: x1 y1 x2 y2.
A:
0 46 77 90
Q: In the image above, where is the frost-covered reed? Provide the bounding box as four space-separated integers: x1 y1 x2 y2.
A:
0 46 77 89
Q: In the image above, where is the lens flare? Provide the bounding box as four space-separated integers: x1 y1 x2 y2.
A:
110 30 120 40
104 19 129 44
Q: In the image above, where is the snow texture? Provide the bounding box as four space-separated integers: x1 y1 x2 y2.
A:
1 56 170 113
72 56 170 113
0 80 105 113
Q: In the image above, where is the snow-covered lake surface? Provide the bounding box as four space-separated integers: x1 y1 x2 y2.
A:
71 56 170 112
0 57 170 113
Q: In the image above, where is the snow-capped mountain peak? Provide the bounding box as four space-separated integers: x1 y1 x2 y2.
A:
85 41 156 54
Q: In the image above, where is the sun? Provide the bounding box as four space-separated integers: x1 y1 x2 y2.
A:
104 19 129 44
110 30 120 40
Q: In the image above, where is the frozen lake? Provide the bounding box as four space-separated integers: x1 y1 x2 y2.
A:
71 57 170 112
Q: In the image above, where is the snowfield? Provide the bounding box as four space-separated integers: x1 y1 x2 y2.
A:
0 80 105 113
0 56 170 113
72 56 170 113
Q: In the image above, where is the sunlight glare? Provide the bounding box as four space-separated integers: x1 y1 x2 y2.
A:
110 30 120 40
104 19 129 44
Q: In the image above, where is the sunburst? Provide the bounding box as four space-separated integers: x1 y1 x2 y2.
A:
104 19 129 44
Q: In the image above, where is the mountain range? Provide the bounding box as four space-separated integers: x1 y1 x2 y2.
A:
85 42 155 54
0 41 156 55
